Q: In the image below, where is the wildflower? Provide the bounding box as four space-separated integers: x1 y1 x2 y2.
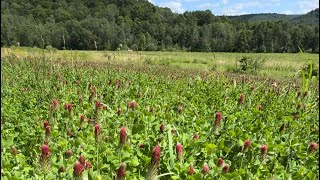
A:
239 93 245 105
45 126 51 137
73 161 84 177
244 139 251 152
43 120 49 129
94 124 101 141
258 105 263 111
188 164 195 175
260 144 268 156
222 165 229 173
65 150 72 158
130 100 137 109
215 112 223 127
193 133 199 141
117 108 122 116
12 146 17 156
176 143 183 160
151 145 161 167
160 124 165 133
95 100 102 110
85 161 92 169
117 162 126 179
202 163 210 174
105 136 109 143
120 126 127 145
79 155 86 165
139 144 145 149
308 142 318 153
53 99 59 107
217 158 224 167
80 114 85 123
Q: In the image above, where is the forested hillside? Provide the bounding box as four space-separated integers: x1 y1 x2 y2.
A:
1 0 319 53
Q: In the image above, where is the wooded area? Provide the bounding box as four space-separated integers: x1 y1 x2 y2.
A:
1 0 319 53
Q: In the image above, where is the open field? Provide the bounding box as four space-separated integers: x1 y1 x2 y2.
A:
1 48 319 179
1 47 319 80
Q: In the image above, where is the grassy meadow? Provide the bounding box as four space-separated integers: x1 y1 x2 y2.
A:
1 47 318 80
1 47 319 179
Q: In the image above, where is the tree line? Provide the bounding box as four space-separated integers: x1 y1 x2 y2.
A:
1 0 319 53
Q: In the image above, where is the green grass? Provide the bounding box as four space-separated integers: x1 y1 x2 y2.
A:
1 47 319 80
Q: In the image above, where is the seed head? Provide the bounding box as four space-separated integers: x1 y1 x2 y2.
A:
244 139 251 151
215 112 222 126
222 165 229 173
85 161 92 169
139 144 145 149
73 161 84 177
193 133 199 141
130 100 137 109
117 162 126 178
79 155 86 165
80 114 85 123
65 150 72 158
43 120 49 129
94 124 101 136
217 158 224 167
64 103 72 112
202 163 210 174
251 86 255 91
176 143 183 159
239 94 245 105
258 105 263 111
160 124 165 133
188 164 195 175
120 126 127 145
53 99 59 107
117 108 122 116
12 146 17 156
105 136 109 142
151 145 161 166
308 142 318 153
45 126 51 137
95 100 102 110
260 144 268 155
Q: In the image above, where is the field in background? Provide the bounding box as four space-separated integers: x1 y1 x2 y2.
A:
1 47 318 80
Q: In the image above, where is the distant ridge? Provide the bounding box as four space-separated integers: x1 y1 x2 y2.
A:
225 8 319 25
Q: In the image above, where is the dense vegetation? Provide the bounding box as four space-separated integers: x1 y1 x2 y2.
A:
1 54 319 179
1 0 319 53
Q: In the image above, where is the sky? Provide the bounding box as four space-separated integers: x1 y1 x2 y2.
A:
148 0 319 15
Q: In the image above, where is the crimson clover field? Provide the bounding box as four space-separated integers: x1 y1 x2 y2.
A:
1 54 319 179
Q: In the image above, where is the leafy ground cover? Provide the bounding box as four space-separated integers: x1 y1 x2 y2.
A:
1 54 319 179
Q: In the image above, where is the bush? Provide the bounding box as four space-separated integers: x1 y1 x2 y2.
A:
234 56 267 74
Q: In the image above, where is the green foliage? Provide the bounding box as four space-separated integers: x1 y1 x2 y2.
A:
0 0 318 53
234 56 267 74
1 55 319 179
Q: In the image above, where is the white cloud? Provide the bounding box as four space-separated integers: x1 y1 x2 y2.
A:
197 2 219 9
297 0 319 13
222 0 229 4
159 1 185 13
221 1 260 15
282 10 294 15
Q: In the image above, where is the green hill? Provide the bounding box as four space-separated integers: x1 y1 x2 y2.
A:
1 0 318 53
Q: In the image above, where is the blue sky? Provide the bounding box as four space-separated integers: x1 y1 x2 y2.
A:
148 0 319 15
